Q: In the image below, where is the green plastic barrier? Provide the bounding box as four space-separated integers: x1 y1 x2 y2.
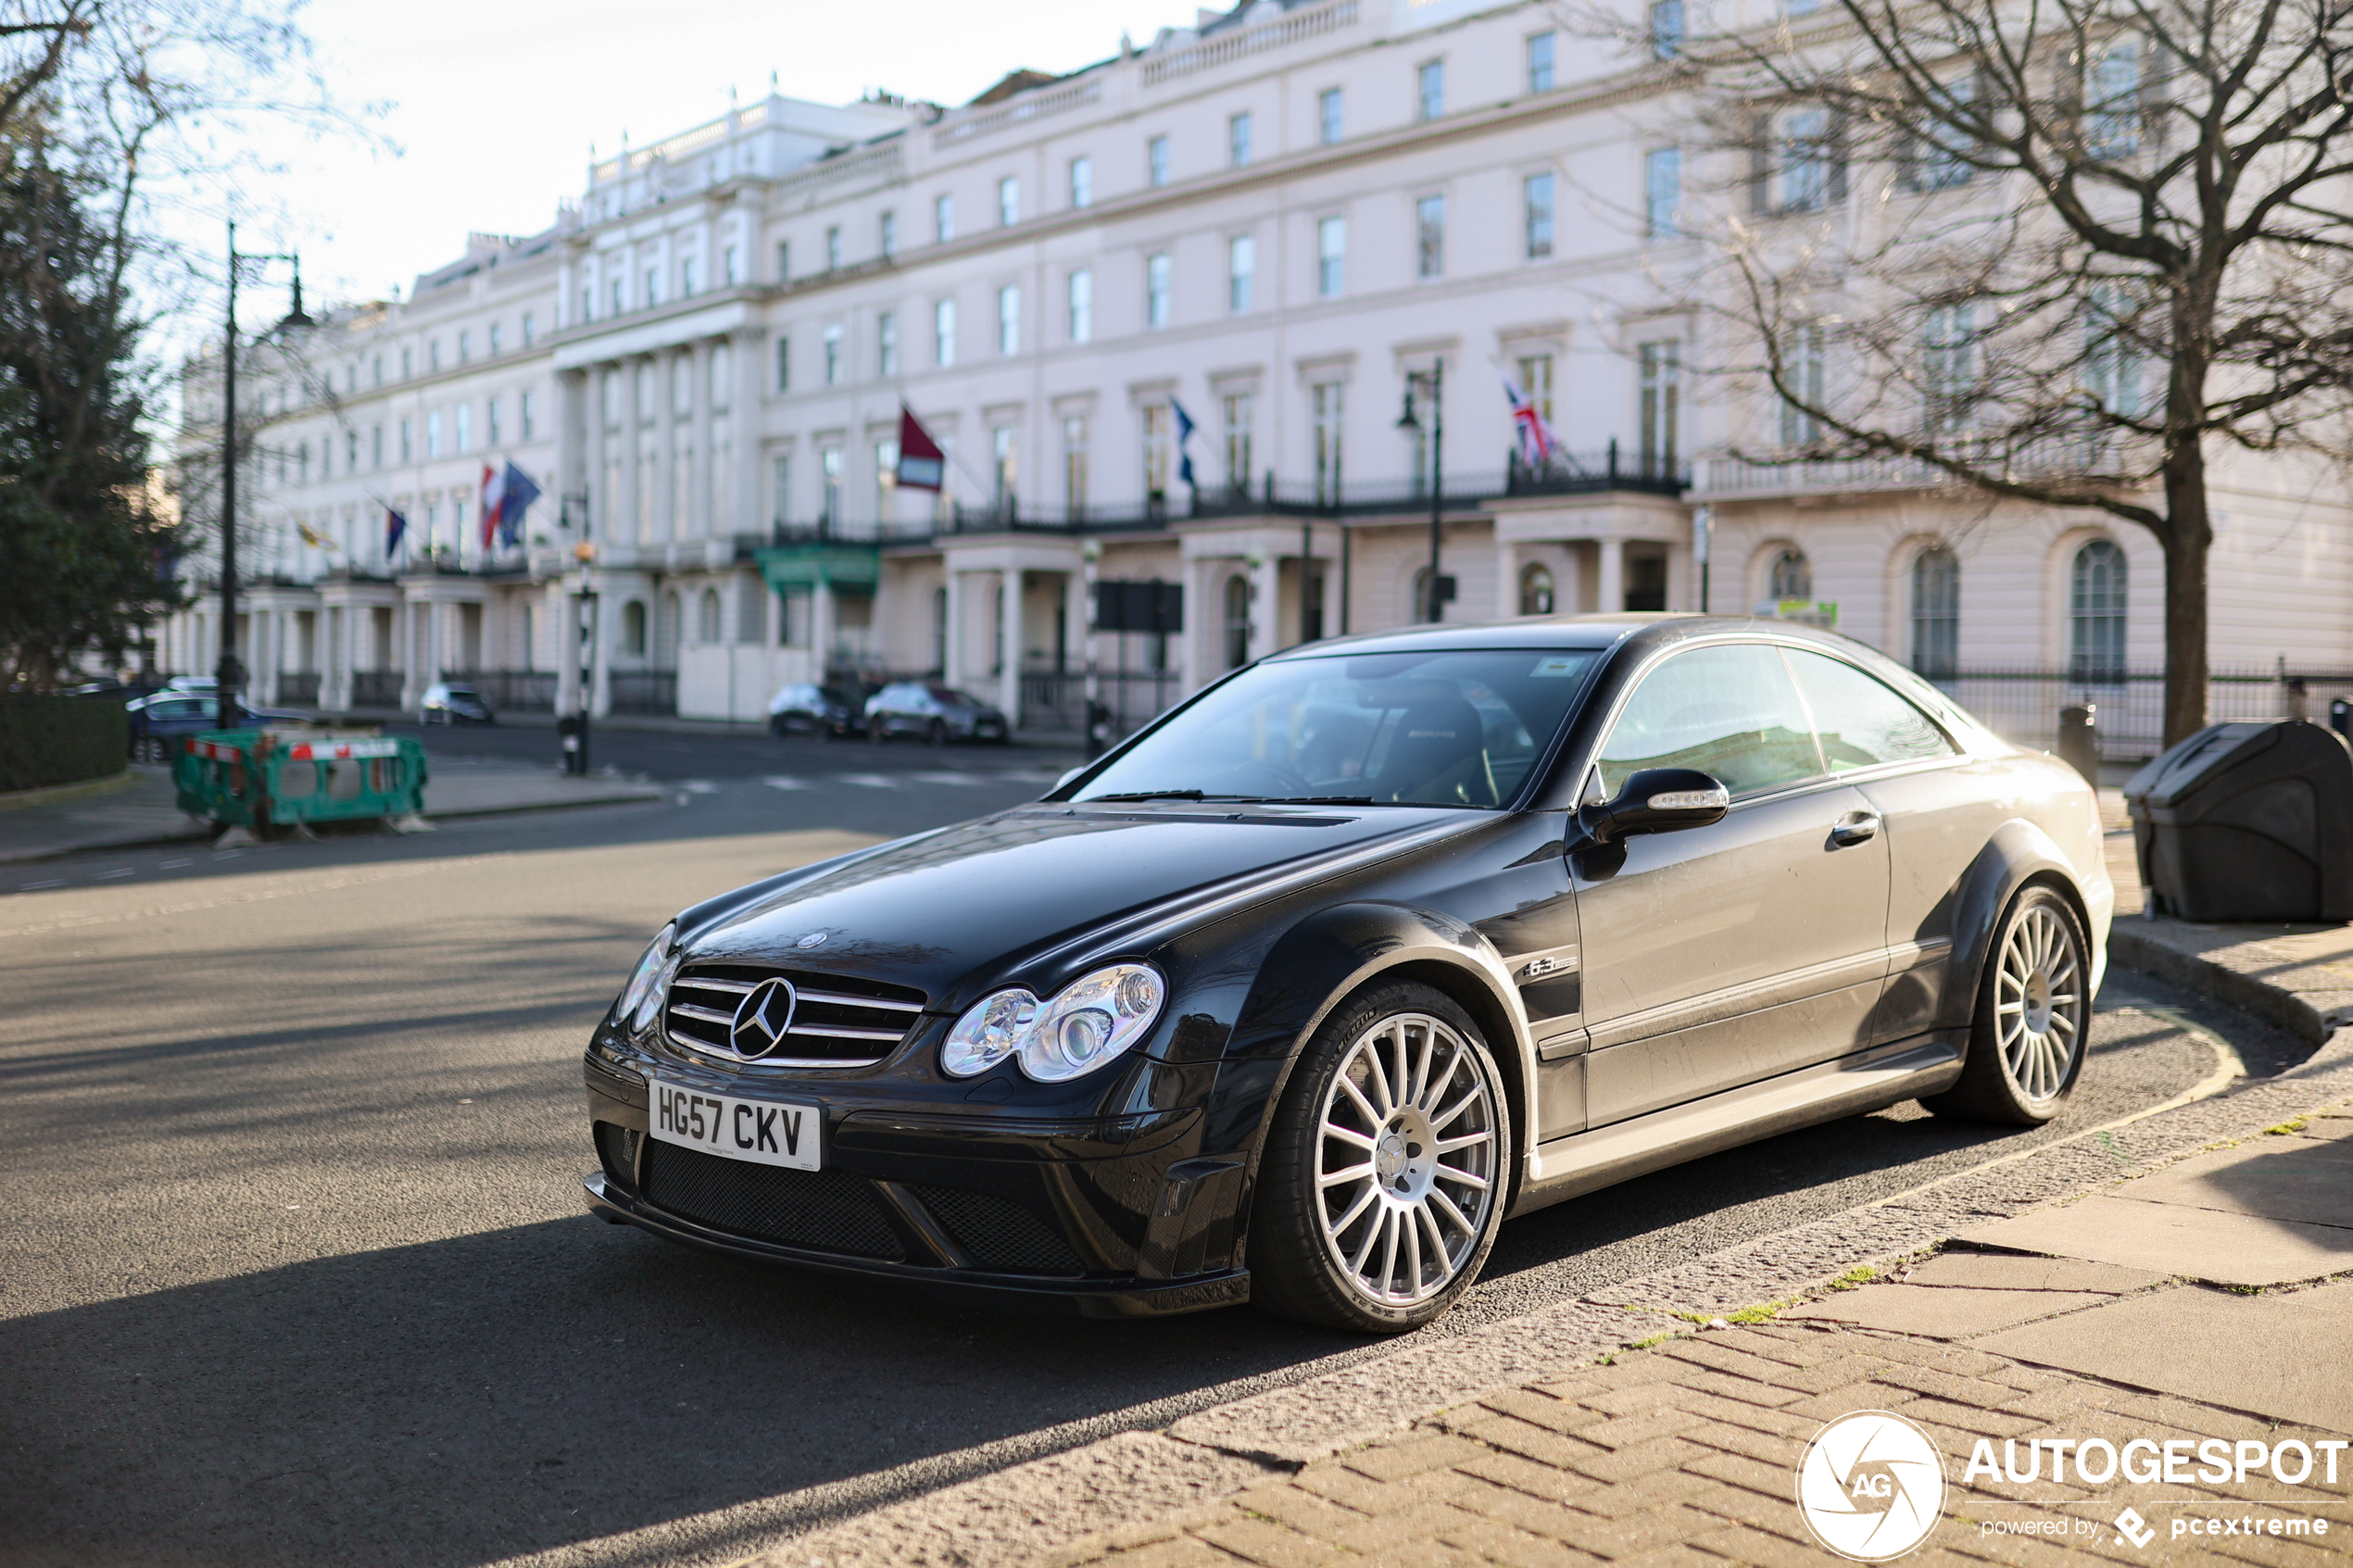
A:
174 728 429 835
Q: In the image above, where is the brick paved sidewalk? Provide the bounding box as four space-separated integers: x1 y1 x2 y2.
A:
1053 1317 2352 1568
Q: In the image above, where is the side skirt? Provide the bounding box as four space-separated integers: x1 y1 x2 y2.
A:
1507 1034 1966 1218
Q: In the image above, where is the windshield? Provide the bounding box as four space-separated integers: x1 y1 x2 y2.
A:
1075 648 1601 808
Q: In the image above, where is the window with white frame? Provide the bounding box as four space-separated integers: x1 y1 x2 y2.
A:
644 267 659 307
1063 415 1088 518
1223 392 1253 498
1229 111 1252 168
878 310 899 377
824 322 843 385
1645 147 1682 237
991 426 1017 514
522 391 536 440
1637 341 1679 479
997 284 1020 355
1922 302 1976 433
998 176 1019 227
680 256 698 295
1417 60 1444 120
1528 31 1555 92
724 246 739 285
935 298 956 366
775 240 790 281
1768 547 1812 602
772 454 792 525
1779 323 1826 445
1141 404 1173 499
1649 0 1684 57
1516 354 1555 423
1312 382 1344 505
1317 216 1345 297
2083 284 2144 420
774 333 790 392
1318 87 1343 144
1146 253 1171 328
824 227 841 270
487 398 502 446
1910 73 1979 189
1228 235 1254 313
2088 38 2142 159
820 446 843 525
427 409 443 458
1068 269 1093 343
1525 172 1555 258
875 437 899 522
934 194 954 243
1909 546 1959 678
1416 195 1446 279
1070 156 1092 208
2070 539 2128 679
1520 561 1556 615
1148 134 1171 187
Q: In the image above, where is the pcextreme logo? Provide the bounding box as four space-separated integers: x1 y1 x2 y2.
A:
1793 1411 1948 1562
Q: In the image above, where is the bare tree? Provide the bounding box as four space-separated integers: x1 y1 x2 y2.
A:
1631 0 2353 746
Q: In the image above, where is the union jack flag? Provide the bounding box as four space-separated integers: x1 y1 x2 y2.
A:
1503 371 1564 468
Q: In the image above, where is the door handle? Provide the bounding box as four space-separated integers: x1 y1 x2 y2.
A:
1830 810 1881 847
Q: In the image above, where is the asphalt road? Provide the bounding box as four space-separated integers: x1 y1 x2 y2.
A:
0 765 2319 1568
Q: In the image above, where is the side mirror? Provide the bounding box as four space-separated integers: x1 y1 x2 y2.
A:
1578 767 1730 846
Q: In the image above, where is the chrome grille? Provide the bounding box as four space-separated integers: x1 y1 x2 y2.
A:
662 962 927 1067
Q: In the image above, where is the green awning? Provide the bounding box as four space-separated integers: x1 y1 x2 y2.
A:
756 544 880 593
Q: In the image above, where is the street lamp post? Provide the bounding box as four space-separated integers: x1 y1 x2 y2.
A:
1397 358 1446 623
217 220 308 733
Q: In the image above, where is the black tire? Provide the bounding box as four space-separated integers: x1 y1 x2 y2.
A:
1920 883 2091 1125
867 717 887 744
925 718 948 747
1249 981 1511 1334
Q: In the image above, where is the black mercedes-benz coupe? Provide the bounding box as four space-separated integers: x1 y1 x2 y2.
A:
583 614 2112 1331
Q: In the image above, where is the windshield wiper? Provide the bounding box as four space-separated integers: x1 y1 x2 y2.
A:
1243 795 1378 806
1086 788 1212 802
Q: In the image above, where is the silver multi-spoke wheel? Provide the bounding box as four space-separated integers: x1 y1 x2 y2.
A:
1314 1011 1501 1310
1995 901 2082 1101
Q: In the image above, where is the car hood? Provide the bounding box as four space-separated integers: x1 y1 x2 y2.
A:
683 802 1478 1008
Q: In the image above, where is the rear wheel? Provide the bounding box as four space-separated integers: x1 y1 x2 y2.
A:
1250 982 1510 1334
867 717 887 744
925 718 948 747
1921 884 2089 1124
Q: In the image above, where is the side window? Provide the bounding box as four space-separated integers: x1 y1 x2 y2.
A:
1594 644 1823 799
1781 648 1957 771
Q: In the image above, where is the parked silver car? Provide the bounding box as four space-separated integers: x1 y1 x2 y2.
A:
862 682 1010 746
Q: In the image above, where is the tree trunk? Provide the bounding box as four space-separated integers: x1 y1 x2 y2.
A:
2158 448 2213 749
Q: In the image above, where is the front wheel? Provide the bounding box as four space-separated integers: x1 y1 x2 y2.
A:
1921 884 2090 1125
925 718 948 747
866 717 887 745
1250 982 1510 1334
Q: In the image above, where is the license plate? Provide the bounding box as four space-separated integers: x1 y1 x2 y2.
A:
648 1078 821 1171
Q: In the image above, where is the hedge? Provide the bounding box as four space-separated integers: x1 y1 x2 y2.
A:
0 696 129 794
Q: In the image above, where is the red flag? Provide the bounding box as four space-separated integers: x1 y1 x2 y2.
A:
896 404 945 492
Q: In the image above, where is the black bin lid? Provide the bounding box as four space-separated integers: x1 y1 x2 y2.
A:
2123 720 2353 812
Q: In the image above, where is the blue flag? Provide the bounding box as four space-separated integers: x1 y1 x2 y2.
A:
385 506 407 559
497 460 542 546
1172 399 1197 488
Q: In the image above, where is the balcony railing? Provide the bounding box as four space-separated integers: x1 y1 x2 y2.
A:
1693 436 2146 499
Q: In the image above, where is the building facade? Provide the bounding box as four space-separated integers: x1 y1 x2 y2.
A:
164 0 2353 756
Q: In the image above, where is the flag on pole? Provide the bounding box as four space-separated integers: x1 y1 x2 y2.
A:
478 463 505 549
895 404 946 491
385 506 408 560
1502 370 1564 467
296 520 326 549
497 461 540 547
1172 399 1198 487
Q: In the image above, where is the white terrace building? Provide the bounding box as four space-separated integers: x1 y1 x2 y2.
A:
163 0 2353 755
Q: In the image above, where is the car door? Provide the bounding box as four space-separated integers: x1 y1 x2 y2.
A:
1779 648 1978 1044
1572 642 1894 1127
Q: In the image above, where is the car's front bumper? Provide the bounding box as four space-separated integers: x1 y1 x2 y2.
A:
582 1169 1248 1317
583 1051 1252 1317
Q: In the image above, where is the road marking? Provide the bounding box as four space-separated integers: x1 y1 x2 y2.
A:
911 771 982 785
19 879 64 891
834 773 897 789
161 859 193 869
96 868 134 879
680 780 719 794
761 775 807 791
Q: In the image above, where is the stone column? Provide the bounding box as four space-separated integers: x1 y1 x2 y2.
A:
690 341 714 541
1495 543 1521 620
998 571 1022 725
733 327 763 539
1249 553 1282 660
942 571 968 688
654 351 677 546
1597 538 1625 617
624 361 646 547
812 580 837 684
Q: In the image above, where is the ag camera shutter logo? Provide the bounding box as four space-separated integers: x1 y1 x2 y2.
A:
1794 1411 1947 1561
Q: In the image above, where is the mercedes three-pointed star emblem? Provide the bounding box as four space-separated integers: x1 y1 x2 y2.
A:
728 976 799 1060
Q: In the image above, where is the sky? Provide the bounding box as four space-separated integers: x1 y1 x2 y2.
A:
232 0 1210 312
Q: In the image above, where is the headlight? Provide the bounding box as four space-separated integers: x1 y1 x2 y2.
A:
940 964 1166 1082
615 922 676 1032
